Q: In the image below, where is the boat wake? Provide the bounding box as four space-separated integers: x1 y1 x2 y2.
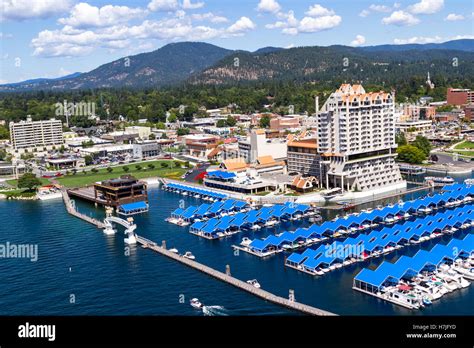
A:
202 305 229 316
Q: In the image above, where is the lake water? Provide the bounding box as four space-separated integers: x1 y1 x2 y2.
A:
0 172 472 315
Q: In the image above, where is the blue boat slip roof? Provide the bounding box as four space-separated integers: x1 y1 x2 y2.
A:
194 204 211 216
206 170 236 180
182 206 198 219
208 201 224 214
354 234 474 288
171 207 185 217
286 203 473 264
166 182 228 199
119 201 148 212
220 199 238 211
190 221 206 230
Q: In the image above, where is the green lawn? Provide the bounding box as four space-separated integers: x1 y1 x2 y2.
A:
454 141 474 150
57 160 186 188
6 177 51 187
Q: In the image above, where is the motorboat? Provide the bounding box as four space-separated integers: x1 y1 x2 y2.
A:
183 251 196 260
169 248 179 254
240 237 252 247
453 266 474 280
190 298 203 309
246 279 261 288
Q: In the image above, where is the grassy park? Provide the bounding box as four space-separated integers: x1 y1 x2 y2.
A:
56 160 187 188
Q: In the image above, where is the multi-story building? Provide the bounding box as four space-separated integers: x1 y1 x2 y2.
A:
9 118 64 154
238 129 287 163
318 84 405 192
447 88 474 106
286 132 321 181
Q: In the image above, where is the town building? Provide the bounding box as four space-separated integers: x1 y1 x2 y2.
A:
124 126 151 140
463 104 474 122
402 104 436 120
132 142 160 159
270 116 300 131
9 117 64 154
237 129 287 163
318 84 405 192
447 88 474 106
396 120 433 136
182 134 220 160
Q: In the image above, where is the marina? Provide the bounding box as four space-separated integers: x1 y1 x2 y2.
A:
240 185 474 258
353 235 474 309
285 204 474 276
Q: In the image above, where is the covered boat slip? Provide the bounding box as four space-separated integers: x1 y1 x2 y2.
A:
353 235 474 309
163 182 228 200
285 204 474 275
246 185 474 257
189 202 312 239
170 199 248 224
117 201 149 216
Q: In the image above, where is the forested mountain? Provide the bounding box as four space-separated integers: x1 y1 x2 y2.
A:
1 40 472 92
191 45 474 86
0 42 232 92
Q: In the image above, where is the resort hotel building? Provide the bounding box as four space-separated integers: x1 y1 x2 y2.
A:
317 84 405 192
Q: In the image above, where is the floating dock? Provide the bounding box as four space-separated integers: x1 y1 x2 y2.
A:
135 235 336 316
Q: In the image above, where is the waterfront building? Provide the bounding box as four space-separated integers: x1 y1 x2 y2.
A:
286 132 321 180
318 84 405 192
93 175 148 207
9 117 63 154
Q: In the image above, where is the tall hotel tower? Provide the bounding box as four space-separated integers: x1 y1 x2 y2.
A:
317 84 405 192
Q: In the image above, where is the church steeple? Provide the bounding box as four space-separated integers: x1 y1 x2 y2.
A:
426 72 435 89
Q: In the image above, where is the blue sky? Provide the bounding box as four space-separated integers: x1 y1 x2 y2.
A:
1 0 473 83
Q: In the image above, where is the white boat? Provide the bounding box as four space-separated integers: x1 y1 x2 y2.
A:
454 266 474 280
414 282 443 300
240 237 252 247
183 251 196 260
190 298 203 309
251 224 261 230
246 279 261 288
169 248 179 253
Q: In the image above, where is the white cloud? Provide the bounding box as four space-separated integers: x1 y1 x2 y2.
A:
227 16 256 34
0 32 13 39
191 12 228 23
182 0 204 10
382 11 420 26
282 28 298 35
350 34 366 46
285 43 295 49
298 15 342 33
1 0 72 21
147 0 179 12
359 10 370 17
394 36 443 44
445 13 464 21
58 3 146 29
369 4 392 13
257 0 281 14
31 13 256 57
408 0 444 15
305 4 335 17
393 35 474 44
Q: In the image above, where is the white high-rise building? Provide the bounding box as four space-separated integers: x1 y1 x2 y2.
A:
9 117 64 154
317 84 405 192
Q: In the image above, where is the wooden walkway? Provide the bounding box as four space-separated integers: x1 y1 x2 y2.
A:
61 190 105 229
136 235 337 316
